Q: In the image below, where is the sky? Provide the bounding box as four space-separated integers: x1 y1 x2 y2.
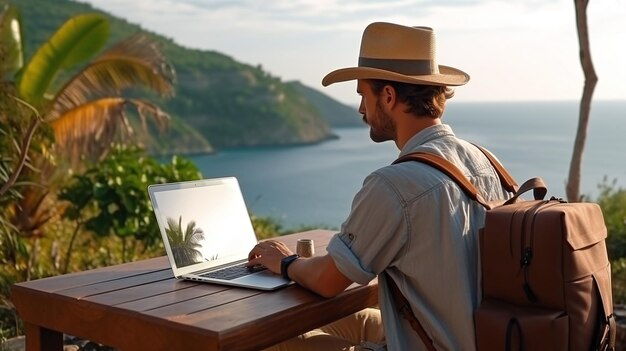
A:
79 0 625 106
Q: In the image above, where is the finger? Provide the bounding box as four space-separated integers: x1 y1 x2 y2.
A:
258 240 277 248
247 251 258 261
276 242 290 251
247 257 261 267
248 244 263 260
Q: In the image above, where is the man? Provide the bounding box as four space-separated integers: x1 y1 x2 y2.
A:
248 22 511 350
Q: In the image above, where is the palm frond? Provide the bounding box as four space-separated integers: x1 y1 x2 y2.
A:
49 97 170 167
128 98 169 134
49 97 127 166
48 34 175 120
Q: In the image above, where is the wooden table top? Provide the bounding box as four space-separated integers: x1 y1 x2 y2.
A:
12 229 379 351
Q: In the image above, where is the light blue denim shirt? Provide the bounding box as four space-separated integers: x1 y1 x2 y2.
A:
327 124 511 350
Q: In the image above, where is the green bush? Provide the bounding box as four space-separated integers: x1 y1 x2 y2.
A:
595 178 626 304
0 145 203 339
58 144 202 270
612 258 626 305
251 215 284 240
0 140 295 340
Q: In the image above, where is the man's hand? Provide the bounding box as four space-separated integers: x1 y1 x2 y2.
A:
247 240 293 275
248 239 354 298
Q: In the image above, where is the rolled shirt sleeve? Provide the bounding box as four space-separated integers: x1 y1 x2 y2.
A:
327 234 376 285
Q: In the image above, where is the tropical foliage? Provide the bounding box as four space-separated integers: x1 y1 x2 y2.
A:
10 0 366 155
2 7 175 253
0 143 205 340
58 144 202 272
17 13 173 167
0 5 181 340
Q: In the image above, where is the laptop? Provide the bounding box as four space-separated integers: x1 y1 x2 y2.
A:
148 177 292 290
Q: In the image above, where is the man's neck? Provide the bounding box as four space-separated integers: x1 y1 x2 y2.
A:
395 117 441 149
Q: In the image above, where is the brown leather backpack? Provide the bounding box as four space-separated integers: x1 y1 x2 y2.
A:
391 147 616 351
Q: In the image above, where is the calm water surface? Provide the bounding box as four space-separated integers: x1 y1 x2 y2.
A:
191 101 626 229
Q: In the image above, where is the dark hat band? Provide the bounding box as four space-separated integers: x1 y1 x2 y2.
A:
358 57 436 76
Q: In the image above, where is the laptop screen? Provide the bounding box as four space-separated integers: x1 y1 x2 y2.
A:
149 177 258 273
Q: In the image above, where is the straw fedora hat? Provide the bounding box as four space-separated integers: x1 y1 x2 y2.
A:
322 22 469 87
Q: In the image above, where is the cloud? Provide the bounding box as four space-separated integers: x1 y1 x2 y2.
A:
81 0 626 103
86 0 485 31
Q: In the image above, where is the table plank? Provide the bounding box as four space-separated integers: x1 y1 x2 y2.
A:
56 269 174 299
16 256 170 293
124 287 261 316
183 282 377 350
86 278 204 306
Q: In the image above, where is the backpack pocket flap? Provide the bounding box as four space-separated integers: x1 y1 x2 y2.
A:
563 203 607 250
594 263 614 319
475 299 569 351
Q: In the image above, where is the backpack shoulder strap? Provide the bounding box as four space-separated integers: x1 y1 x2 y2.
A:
471 144 548 202
387 273 437 351
393 151 492 209
393 148 548 206
471 143 518 193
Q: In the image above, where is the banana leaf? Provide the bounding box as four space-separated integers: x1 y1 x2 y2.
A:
17 13 109 105
0 4 24 76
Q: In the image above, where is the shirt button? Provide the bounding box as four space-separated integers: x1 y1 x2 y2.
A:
348 233 355 241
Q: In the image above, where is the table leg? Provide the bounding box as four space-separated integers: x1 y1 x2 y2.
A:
24 322 63 351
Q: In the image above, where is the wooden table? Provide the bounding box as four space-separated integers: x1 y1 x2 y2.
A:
11 229 378 351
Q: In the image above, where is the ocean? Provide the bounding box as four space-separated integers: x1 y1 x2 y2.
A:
190 100 626 230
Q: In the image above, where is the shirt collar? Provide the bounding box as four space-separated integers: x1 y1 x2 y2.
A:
398 124 456 158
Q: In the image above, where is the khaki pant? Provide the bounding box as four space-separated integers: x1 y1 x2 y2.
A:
263 308 385 351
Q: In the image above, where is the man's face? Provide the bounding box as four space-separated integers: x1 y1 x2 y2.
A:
357 80 396 143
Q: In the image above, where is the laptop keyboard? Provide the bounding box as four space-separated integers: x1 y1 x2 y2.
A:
198 263 267 280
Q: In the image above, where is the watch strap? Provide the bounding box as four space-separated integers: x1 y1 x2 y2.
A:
281 254 299 280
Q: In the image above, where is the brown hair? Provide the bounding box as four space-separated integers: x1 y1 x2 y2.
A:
369 79 454 119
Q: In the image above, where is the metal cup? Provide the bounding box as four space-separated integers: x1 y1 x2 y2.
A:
296 239 315 258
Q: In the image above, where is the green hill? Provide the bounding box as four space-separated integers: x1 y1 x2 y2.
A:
8 0 363 154
289 81 363 128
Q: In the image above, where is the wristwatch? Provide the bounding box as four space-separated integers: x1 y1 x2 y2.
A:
280 254 299 280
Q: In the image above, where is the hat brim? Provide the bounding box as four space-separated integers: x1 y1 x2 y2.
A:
322 65 469 87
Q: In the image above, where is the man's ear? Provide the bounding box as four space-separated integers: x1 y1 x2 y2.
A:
382 85 397 109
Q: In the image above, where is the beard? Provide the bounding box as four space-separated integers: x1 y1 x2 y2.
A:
367 99 396 143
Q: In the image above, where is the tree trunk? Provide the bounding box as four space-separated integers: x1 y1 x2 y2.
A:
566 0 597 202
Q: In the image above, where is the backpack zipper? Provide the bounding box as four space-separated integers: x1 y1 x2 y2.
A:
520 200 551 303
520 200 564 303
